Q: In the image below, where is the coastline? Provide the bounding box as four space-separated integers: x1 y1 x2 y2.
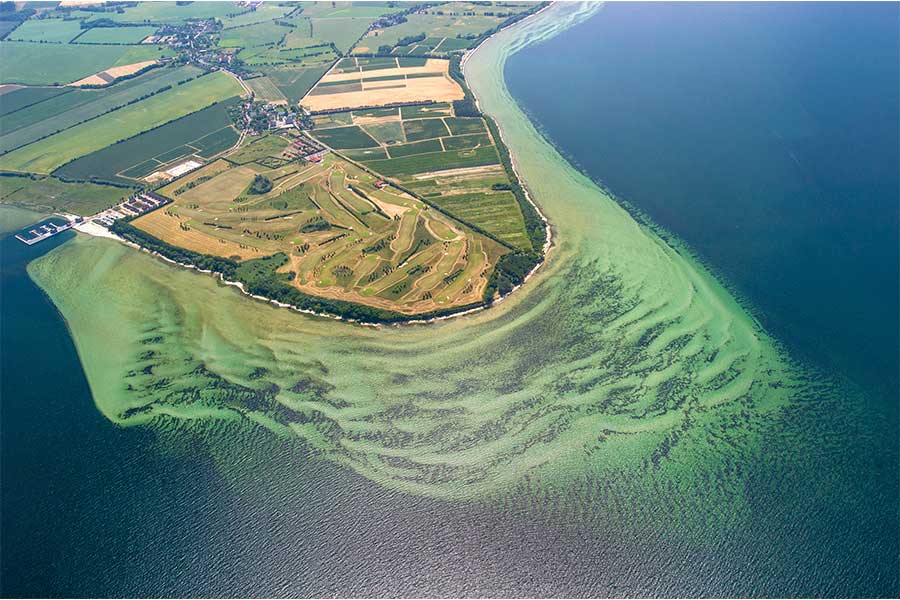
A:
67 4 575 328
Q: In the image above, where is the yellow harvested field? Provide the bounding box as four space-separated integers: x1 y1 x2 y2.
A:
70 60 158 87
321 59 452 83
300 59 463 112
132 210 262 261
412 164 505 180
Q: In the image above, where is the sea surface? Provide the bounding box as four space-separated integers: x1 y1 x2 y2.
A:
2 3 898 597
506 1 900 406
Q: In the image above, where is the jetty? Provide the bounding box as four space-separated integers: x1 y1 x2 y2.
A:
15 217 79 246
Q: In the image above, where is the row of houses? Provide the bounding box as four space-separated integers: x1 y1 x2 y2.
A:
118 192 170 217
93 192 170 228
288 136 328 162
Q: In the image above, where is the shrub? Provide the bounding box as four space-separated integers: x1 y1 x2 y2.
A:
249 174 272 194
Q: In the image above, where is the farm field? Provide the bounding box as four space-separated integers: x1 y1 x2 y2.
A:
218 21 294 49
300 58 463 112
100 1 238 24
0 41 171 85
258 65 329 102
308 105 533 251
213 3 396 64
363 146 500 177
280 3 403 53
0 20 18 40
54 97 241 185
73 26 160 45
239 44 337 67
217 3 297 28
244 76 287 103
0 86 71 116
6 18 82 43
358 3 535 55
0 65 203 155
0 174 128 216
0 72 243 174
134 146 508 315
297 3 404 19
70 60 160 87
307 17 374 53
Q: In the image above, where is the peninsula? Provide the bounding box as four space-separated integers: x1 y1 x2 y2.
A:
1 1 548 323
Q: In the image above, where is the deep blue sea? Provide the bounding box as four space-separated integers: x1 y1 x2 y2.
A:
506 2 899 407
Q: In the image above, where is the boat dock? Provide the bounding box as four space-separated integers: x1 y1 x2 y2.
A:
14 217 81 246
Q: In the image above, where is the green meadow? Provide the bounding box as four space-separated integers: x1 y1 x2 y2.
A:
74 26 160 45
0 66 202 154
363 146 500 178
0 42 171 85
0 72 241 173
6 18 83 43
0 174 128 216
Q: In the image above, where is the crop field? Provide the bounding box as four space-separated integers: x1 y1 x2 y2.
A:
428 191 532 251
55 97 241 184
403 118 450 142
260 65 330 102
134 148 507 314
400 103 452 119
0 41 170 85
441 133 492 150
0 65 203 155
309 17 375 53
308 105 532 251
432 37 473 52
74 26 160 45
0 87 71 116
244 76 287 103
6 18 82 43
226 133 295 165
0 72 242 174
312 126 379 149
387 139 443 158
297 3 404 19
0 174 128 216
444 116 487 136
102 2 239 24
300 58 463 112
218 21 293 49
278 3 404 53
219 4 296 28
214 3 396 64
361 121 404 144
364 146 500 177
0 21 19 39
241 44 337 67
357 3 534 55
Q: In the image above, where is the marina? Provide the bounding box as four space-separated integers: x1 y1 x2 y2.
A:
14 217 78 245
